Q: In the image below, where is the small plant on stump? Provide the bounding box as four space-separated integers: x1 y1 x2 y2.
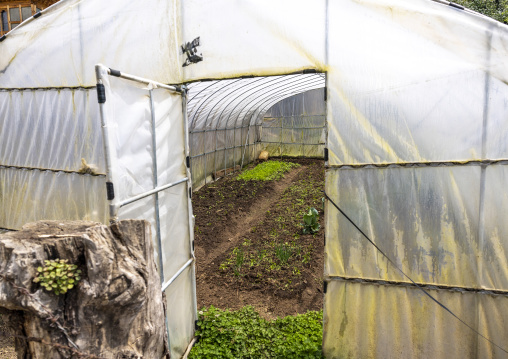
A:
302 207 320 234
33 259 82 295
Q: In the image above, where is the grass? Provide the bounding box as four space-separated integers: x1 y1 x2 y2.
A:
236 161 300 181
189 306 324 359
275 243 293 264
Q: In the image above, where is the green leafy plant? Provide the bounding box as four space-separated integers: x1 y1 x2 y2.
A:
33 259 81 295
236 161 300 181
302 207 320 234
275 243 293 264
189 306 324 359
233 248 244 276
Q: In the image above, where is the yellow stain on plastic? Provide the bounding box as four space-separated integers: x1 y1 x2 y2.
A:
327 84 403 164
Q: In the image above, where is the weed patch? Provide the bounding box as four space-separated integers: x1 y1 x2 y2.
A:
189 306 324 359
236 161 300 181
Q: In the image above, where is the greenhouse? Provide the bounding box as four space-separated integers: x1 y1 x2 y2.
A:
2 0 508 357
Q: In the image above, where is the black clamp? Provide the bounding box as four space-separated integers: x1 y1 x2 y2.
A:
449 2 465 10
97 84 106 104
182 37 203 67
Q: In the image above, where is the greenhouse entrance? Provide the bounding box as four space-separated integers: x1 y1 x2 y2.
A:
185 72 327 318
93 67 328 356
185 72 326 189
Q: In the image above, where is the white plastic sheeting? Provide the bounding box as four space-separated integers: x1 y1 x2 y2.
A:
0 88 105 172
0 87 108 230
0 0 182 87
2 0 508 357
261 88 326 157
0 167 107 229
322 0 508 357
326 0 508 166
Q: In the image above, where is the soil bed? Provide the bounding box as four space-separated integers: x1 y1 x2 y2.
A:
193 158 324 319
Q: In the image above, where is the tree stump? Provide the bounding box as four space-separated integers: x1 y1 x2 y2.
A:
0 220 169 359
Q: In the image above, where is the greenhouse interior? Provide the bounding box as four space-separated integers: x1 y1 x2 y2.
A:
2 0 508 357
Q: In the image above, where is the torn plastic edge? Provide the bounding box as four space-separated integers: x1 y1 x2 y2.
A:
1 164 106 177
0 86 97 91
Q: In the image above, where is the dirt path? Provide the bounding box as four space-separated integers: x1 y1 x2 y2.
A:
193 159 324 319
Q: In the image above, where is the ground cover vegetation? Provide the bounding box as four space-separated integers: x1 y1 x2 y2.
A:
189 306 324 359
236 160 300 181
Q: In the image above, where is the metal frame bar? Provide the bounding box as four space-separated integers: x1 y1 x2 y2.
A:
95 65 117 220
261 141 325 145
109 69 181 93
149 89 164 285
161 258 194 292
181 86 199 322
190 125 250 134
264 114 325 120
189 142 257 159
261 126 326 130
117 178 189 208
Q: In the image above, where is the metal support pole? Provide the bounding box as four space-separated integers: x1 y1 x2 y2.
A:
95 64 117 222
148 88 172 354
181 87 199 324
224 128 227 175
149 89 165 285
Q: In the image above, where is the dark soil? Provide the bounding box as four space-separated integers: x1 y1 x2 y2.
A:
193 158 324 319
